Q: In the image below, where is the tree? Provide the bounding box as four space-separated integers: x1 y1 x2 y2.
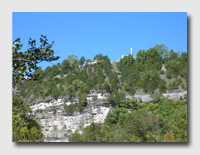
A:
12 35 60 142
144 47 162 71
80 56 86 66
63 104 76 114
51 65 60 76
121 54 135 66
136 50 146 64
82 123 102 142
52 85 60 100
103 82 110 92
141 70 161 93
153 44 169 61
123 109 149 141
163 118 187 142
67 55 79 70
181 52 187 63
68 131 83 142
86 59 91 64
108 91 125 106
169 49 178 60
77 93 87 112
158 79 167 93
68 123 103 142
12 35 60 85
110 79 118 92
61 60 71 75
12 95 44 142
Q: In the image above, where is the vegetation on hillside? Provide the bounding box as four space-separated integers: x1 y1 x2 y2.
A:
68 96 187 142
17 44 187 105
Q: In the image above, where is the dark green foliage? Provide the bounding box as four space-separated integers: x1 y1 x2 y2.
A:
51 65 60 76
141 70 161 93
78 69 88 83
68 131 83 142
52 85 60 100
169 49 178 60
123 109 149 141
155 99 187 135
61 60 71 75
108 91 125 106
80 56 86 66
12 95 44 142
165 51 187 80
103 82 110 92
63 104 76 114
104 107 128 128
168 78 183 91
166 70 172 79
109 71 119 92
120 54 135 66
34 109 44 114
110 79 118 92
12 35 60 85
181 52 187 63
136 50 146 64
144 47 162 71
68 123 102 142
158 79 167 93
77 93 87 112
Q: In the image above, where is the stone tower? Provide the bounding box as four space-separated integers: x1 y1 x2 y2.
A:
131 47 133 55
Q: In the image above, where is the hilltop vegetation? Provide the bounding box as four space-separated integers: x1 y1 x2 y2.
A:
16 44 187 107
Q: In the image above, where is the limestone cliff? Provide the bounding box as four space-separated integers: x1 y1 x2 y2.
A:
30 90 187 142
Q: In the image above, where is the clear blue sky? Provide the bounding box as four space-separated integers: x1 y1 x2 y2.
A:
13 12 187 70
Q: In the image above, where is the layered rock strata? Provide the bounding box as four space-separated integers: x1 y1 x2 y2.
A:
30 91 187 142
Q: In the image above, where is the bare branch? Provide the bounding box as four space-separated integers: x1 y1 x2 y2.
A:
12 58 33 63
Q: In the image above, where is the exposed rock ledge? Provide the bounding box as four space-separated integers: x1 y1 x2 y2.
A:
36 105 111 142
31 91 187 142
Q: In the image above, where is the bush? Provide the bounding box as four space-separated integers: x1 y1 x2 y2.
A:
64 104 76 114
160 70 165 74
166 70 172 79
35 109 44 114
158 79 167 93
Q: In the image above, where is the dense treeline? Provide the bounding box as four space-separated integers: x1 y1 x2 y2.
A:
117 44 187 94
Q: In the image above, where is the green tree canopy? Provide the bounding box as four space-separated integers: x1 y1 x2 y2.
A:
12 35 60 85
80 56 86 66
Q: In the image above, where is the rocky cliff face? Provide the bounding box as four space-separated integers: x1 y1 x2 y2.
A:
33 98 111 142
36 106 111 142
30 90 187 142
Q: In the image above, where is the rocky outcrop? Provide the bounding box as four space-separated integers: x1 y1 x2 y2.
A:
125 91 187 102
30 90 187 142
32 94 111 142
163 91 187 100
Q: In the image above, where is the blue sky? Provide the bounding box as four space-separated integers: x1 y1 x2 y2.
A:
13 12 187 70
